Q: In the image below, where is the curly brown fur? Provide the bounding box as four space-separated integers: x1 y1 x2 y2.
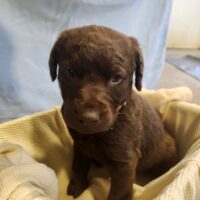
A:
49 25 177 200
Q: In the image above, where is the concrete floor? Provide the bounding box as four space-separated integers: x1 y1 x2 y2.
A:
157 49 200 105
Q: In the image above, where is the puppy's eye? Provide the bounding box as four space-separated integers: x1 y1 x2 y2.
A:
110 75 123 85
67 68 75 78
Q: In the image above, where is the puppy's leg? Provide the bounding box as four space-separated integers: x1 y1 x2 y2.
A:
107 155 138 200
139 133 177 176
67 145 91 198
151 133 177 176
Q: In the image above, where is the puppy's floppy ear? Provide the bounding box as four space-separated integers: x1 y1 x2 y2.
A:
129 37 144 91
49 42 58 81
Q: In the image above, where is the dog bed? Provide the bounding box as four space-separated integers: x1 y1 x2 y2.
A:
0 87 199 200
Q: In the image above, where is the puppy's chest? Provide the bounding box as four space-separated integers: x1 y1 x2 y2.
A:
70 128 140 163
73 135 104 160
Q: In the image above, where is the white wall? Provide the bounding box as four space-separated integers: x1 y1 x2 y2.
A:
167 0 200 49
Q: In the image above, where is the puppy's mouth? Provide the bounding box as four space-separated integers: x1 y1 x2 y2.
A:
73 119 113 134
61 104 116 134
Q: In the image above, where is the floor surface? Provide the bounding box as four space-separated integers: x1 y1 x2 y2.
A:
157 49 200 105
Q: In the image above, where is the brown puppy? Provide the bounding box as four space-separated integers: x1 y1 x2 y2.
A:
49 25 177 200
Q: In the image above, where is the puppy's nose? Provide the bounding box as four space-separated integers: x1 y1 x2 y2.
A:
80 111 100 124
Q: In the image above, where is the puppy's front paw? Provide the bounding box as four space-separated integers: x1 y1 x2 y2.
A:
67 178 88 198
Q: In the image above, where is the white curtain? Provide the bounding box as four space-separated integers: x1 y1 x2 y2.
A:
0 0 172 122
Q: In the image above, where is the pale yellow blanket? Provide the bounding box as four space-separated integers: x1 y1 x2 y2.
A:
0 87 199 200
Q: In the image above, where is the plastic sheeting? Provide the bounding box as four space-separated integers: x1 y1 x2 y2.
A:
0 0 172 122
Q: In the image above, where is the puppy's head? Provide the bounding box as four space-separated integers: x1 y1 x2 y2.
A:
49 25 143 134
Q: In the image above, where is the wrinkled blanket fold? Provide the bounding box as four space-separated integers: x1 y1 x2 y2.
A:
0 142 58 200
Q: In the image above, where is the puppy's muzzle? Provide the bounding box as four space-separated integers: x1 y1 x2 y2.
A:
73 98 107 125
64 93 114 134
74 107 100 125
